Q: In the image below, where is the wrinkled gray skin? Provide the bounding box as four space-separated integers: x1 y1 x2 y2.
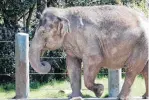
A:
29 5 149 100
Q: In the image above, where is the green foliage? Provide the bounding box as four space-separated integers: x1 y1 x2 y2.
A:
0 0 35 17
0 83 15 91
132 0 149 16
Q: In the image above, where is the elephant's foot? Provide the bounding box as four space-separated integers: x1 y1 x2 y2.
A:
70 97 84 100
117 93 132 100
117 95 127 100
92 84 104 97
142 93 149 99
68 92 83 99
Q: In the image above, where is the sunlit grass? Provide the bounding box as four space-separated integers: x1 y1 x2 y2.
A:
0 76 145 99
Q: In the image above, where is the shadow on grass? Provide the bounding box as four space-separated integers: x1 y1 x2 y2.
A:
71 93 109 98
66 94 94 98
83 94 109 98
103 94 109 98
83 94 94 98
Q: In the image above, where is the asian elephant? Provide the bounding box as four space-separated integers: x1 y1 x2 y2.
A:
29 5 149 100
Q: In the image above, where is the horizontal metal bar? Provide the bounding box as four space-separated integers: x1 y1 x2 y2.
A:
29 73 67 75
0 41 14 43
29 73 115 75
0 41 32 43
40 57 65 59
0 74 13 76
0 72 126 75
30 88 109 91
0 57 65 59
0 57 14 59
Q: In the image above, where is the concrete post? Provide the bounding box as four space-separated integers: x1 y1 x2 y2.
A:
108 69 122 97
15 33 29 99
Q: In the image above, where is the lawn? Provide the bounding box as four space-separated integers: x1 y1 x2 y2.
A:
0 76 145 99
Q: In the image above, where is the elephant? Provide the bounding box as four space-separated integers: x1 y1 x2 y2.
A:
29 5 149 100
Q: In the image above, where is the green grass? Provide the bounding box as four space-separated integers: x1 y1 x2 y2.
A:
0 76 146 99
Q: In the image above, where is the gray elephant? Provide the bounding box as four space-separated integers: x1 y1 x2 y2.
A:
29 5 149 100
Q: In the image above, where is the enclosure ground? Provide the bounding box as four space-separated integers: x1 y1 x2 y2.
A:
0 76 145 99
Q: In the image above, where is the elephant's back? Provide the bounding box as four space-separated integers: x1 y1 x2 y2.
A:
67 5 140 28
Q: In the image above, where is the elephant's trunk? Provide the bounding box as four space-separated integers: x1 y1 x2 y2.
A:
29 40 51 74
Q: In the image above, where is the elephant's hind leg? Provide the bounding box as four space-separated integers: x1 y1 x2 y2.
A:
118 45 147 100
118 69 137 100
141 61 148 99
83 55 104 97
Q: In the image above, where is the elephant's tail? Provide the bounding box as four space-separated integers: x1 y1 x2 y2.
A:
138 16 149 60
138 14 149 98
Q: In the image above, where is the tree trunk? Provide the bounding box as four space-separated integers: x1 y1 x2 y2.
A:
26 4 35 33
37 0 47 19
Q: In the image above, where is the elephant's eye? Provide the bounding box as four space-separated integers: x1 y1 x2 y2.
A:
43 30 46 33
49 24 53 28
45 37 48 42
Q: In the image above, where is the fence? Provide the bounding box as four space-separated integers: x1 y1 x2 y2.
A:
14 33 122 99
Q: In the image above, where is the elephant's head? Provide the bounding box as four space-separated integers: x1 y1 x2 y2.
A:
29 8 70 74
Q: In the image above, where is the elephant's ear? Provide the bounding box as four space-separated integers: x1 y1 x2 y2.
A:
57 17 70 37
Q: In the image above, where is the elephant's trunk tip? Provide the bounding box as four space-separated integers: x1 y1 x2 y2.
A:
39 61 52 74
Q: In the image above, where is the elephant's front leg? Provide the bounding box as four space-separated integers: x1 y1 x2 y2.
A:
66 55 82 99
83 55 104 97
